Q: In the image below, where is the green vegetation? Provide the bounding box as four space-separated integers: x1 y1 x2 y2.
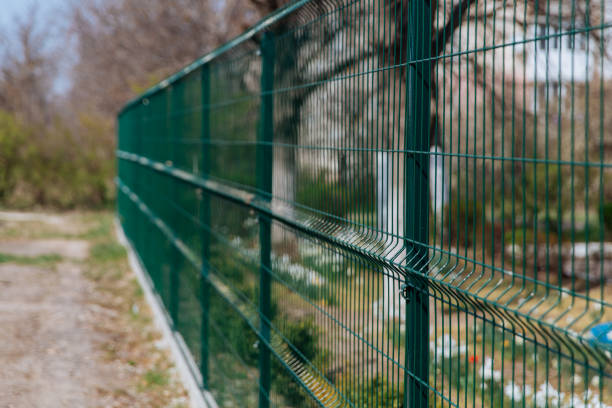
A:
81 213 187 404
601 202 612 238
434 352 510 408
272 318 321 407
0 111 24 202
0 110 114 210
446 198 484 249
342 376 404 407
0 211 188 405
90 241 127 263
206 239 325 407
0 252 62 266
142 369 170 388
296 172 375 219
78 215 115 240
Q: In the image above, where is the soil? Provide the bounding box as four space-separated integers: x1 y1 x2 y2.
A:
0 239 90 260
0 212 188 408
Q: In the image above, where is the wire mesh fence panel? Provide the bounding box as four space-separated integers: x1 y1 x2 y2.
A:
117 0 612 406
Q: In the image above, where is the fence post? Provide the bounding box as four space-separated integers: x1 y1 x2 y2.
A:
258 31 275 408
200 64 211 389
404 1 432 407
170 84 181 329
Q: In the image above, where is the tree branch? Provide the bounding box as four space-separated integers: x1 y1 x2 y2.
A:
433 0 477 57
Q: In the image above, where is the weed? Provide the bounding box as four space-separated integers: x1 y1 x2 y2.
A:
90 241 126 263
79 216 112 240
0 252 62 266
143 369 170 388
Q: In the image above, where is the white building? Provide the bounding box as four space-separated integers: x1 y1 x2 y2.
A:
524 20 612 109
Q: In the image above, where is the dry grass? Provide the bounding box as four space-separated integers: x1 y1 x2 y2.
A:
0 211 189 408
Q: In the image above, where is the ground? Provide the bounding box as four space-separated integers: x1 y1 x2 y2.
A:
0 211 188 408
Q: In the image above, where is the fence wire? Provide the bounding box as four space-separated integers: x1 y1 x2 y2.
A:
117 0 612 406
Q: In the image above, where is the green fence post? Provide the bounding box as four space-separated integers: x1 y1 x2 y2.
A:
200 64 211 389
404 1 432 407
258 31 275 408
170 84 181 329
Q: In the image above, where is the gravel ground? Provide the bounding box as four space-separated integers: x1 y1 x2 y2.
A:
0 212 188 408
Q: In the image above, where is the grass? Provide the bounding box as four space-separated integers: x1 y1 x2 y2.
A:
81 212 188 406
142 369 170 388
79 210 611 406
0 210 187 407
0 252 62 266
90 241 126 263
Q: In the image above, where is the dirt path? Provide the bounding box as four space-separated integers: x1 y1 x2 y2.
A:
0 212 188 408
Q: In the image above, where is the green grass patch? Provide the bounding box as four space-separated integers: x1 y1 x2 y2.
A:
143 369 170 388
0 252 62 266
90 241 126 263
132 279 144 298
78 213 113 239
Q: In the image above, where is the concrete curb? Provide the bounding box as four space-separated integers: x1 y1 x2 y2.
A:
115 218 217 408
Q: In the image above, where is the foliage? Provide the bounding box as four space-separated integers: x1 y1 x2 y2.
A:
272 317 321 407
142 369 170 388
601 202 612 237
0 111 25 201
296 172 375 219
0 0 266 211
0 111 114 209
207 243 261 368
90 242 127 263
446 198 484 248
341 375 404 407
434 352 509 408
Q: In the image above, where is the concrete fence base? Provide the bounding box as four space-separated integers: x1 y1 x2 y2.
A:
115 218 217 408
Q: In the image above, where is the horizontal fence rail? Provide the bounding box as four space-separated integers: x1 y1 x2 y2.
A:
117 0 612 406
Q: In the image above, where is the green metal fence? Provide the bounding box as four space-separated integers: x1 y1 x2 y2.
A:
117 0 612 406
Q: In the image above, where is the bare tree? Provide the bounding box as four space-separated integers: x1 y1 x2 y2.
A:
70 0 220 116
0 6 58 125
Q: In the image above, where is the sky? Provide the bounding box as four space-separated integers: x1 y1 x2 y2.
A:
2 0 71 26
0 0 66 30
0 0 73 94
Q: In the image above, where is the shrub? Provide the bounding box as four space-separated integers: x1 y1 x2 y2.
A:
341 375 404 407
0 112 115 209
446 198 484 248
273 318 321 407
601 202 612 237
0 111 25 201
